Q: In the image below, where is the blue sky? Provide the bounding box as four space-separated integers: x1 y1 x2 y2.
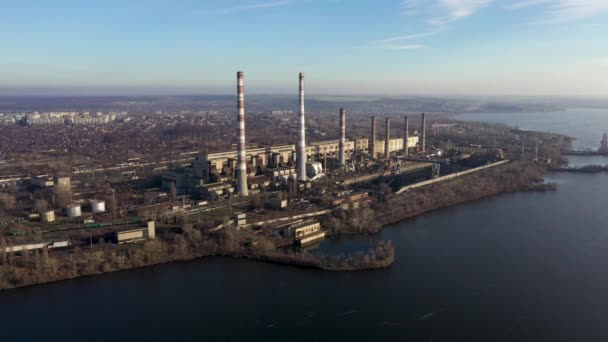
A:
0 0 607 96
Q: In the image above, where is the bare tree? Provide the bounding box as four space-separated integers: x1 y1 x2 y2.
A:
0 193 16 212
34 199 49 213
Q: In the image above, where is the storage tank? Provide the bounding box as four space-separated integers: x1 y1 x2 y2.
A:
66 204 82 218
305 162 323 178
91 200 106 213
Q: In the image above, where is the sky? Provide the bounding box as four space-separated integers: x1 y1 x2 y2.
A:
0 0 607 96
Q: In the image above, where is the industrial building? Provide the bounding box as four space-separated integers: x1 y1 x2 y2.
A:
279 220 325 246
114 220 156 244
3 239 71 253
161 135 418 198
158 71 426 199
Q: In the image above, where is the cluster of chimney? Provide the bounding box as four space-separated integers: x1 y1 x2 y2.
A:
236 71 311 196
235 71 426 196
369 114 426 158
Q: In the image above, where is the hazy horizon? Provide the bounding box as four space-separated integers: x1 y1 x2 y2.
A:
1 1 607 97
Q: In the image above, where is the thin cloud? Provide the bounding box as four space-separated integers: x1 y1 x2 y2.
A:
543 0 608 23
504 0 552 10
402 0 494 26
428 0 494 25
380 32 436 43
505 0 608 23
217 0 291 14
387 44 426 50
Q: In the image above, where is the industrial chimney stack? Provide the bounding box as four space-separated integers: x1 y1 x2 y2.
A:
403 116 409 156
339 108 346 166
421 113 426 153
370 116 376 157
236 71 248 196
297 73 307 181
385 117 390 158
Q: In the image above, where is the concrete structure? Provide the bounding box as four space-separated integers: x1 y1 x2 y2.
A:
33 177 54 188
114 220 156 244
236 71 249 196
339 108 346 166
396 160 509 194
421 113 426 153
190 138 373 185
191 145 295 182
267 197 288 209
280 220 325 245
370 116 376 157
385 117 391 158
601 133 608 153
66 204 82 218
403 116 409 156
270 167 297 184
42 210 56 223
91 200 106 213
54 176 71 190
234 213 247 228
198 182 235 199
147 220 156 239
306 139 368 162
189 134 421 186
3 239 70 253
161 169 189 193
297 73 307 181
375 137 419 156
447 145 504 159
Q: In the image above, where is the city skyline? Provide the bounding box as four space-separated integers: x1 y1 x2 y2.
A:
1 0 607 96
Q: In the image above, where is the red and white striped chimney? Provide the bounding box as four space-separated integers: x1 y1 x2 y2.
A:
297 73 307 181
236 71 248 196
339 108 346 165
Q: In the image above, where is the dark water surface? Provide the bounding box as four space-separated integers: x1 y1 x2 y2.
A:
2 172 608 341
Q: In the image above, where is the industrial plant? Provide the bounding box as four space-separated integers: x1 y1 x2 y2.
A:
0 70 564 290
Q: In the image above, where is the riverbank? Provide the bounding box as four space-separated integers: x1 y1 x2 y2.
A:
377 161 551 227
0 225 394 290
551 165 608 173
0 161 547 291
233 240 395 271
324 161 551 235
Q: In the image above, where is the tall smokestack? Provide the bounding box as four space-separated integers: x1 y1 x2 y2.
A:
370 116 376 157
339 108 346 165
297 73 307 181
236 71 248 196
403 116 409 156
421 113 426 153
385 117 390 158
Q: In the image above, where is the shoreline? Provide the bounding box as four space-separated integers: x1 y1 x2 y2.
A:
0 162 550 291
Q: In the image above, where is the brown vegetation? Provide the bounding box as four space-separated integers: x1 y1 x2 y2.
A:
373 161 550 226
0 225 394 290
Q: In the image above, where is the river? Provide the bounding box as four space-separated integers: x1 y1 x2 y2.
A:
2 108 608 341
457 107 608 150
